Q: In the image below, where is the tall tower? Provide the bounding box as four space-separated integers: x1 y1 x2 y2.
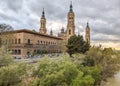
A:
66 1 75 40
40 8 47 34
50 29 53 36
85 22 90 44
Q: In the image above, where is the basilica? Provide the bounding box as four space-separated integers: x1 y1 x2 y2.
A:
0 2 90 58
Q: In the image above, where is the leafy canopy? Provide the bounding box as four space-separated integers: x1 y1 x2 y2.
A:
66 35 90 56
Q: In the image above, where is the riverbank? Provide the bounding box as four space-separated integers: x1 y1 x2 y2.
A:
101 71 120 86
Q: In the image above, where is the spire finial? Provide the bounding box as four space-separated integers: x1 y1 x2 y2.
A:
42 8 45 18
50 29 53 36
86 22 90 29
70 1 73 12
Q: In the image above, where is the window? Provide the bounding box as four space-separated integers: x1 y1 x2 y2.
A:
38 40 39 44
28 39 30 44
18 39 21 44
12 50 14 54
15 39 17 44
18 49 21 54
41 41 42 44
15 50 17 54
69 29 71 35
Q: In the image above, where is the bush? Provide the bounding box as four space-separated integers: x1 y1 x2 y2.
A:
0 48 13 67
0 63 27 86
32 57 79 86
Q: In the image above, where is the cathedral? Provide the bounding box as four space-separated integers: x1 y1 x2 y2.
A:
0 2 90 58
40 2 90 44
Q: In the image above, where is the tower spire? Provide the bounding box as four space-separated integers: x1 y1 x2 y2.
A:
70 1 73 12
50 29 53 36
40 8 47 34
85 22 90 44
87 22 89 28
66 0 75 40
42 8 45 18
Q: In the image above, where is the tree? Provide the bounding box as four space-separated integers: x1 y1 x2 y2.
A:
0 23 14 48
0 24 14 32
66 35 90 56
32 57 79 86
70 72 95 86
0 48 13 67
0 63 27 86
83 47 120 81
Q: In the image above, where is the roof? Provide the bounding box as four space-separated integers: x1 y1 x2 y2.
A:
0 29 63 40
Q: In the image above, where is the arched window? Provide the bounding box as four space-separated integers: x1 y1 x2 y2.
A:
28 39 30 44
15 50 17 54
69 29 71 35
15 39 17 44
12 50 14 54
18 49 21 54
18 39 21 44
38 40 39 44
41 41 42 44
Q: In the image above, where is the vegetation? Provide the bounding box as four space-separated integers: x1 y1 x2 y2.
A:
84 47 120 81
0 23 14 48
0 46 120 86
0 48 13 67
0 48 28 86
66 35 90 56
31 56 97 86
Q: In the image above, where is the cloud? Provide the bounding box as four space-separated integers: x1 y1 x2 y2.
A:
0 0 120 49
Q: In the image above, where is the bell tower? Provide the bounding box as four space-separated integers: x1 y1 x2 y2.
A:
40 8 47 34
85 22 90 44
50 29 53 36
66 1 75 40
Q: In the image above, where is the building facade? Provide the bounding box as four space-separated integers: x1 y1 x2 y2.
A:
0 2 90 58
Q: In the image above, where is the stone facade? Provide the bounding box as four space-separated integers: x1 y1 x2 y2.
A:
0 30 62 58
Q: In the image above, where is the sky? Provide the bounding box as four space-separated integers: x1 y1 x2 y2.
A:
0 0 120 50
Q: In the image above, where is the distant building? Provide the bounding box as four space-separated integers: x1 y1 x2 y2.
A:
85 22 90 44
0 2 90 58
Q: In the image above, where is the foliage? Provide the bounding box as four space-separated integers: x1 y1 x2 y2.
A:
0 46 120 86
66 35 90 56
0 23 15 48
32 57 79 86
80 66 101 85
0 23 14 32
70 72 95 86
83 47 120 81
0 63 27 86
30 56 98 86
0 48 13 67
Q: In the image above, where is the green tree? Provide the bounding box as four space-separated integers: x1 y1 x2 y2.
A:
84 47 120 81
70 72 95 86
32 57 79 86
66 35 90 56
0 48 13 67
0 63 27 86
